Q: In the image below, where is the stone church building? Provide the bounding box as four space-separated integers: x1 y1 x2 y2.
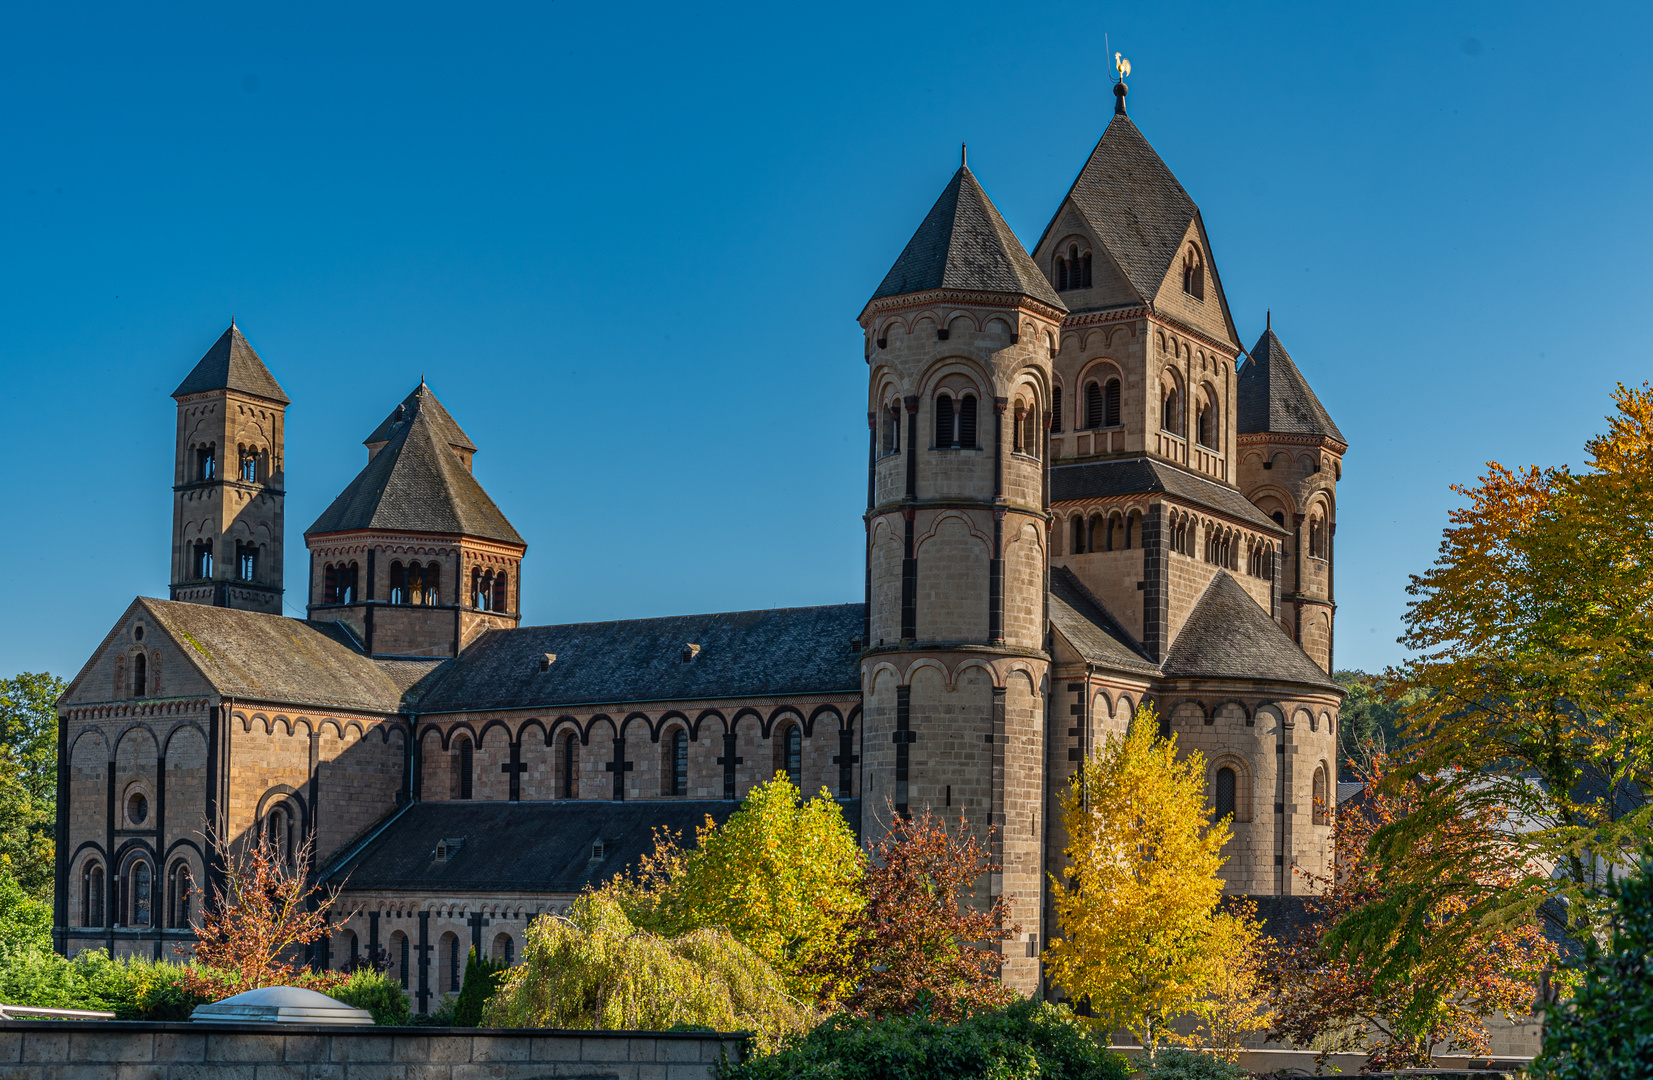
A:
54 84 1346 1010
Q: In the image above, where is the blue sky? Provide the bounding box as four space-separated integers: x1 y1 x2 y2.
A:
2 0 1648 681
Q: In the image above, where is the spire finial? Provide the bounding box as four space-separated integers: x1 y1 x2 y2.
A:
230 314 236 329
961 142 967 169
1113 52 1131 115
1266 309 1271 331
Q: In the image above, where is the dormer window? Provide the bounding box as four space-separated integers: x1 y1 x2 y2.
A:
1055 244 1093 292
1181 244 1205 301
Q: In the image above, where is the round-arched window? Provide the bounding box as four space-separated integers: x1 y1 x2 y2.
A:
1215 767 1237 820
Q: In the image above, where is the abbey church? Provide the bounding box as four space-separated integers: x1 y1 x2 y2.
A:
54 83 1347 1010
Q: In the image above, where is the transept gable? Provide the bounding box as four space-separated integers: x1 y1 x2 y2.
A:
1149 216 1240 351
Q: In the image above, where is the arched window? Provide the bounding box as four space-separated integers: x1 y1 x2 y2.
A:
1051 386 1063 432
492 931 515 966
239 448 259 483
197 444 216 481
1070 514 1085 555
1104 378 1121 427
1162 378 1183 435
1215 767 1237 821
1182 244 1205 300
1080 250 1093 287
560 731 579 798
1012 401 1027 454
492 571 508 613
340 928 360 971
1312 766 1329 825
127 861 152 927
1309 519 1323 557
934 394 954 448
237 542 258 582
81 862 104 927
391 930 410 988
454 737 474 800
1087 513 1103 553
423 563 442 606
783 724 802 786
1057 244 1091 290
1127 510 1140 549
663 728 689 796
882 402 901 456
169 862 193 929
324 565 338 604
471 568 487 611
1055 253 1068 291
342 562 358 604
266 803 295 865
132 652 147 698
389 562 407 605
1196 395 1216 448
439 930 460 992
193 541 213 580
957 394 977 448
1084 381 1104 429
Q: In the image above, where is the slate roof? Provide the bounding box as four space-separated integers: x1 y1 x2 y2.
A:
1238 329 1345 442
1040 114 1196 305
328 799 858 893
1162 572 1341 691
1050 458 1282 532
364 383 477 453
171 324 289 404
136 598 444 713
870 166 1064 308
305 391 523 545
413 604 865 714
1048 568 1157 674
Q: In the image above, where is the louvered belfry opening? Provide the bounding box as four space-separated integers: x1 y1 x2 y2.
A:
1051 385 1063 432
1085 381 1105 429
934 394 955 447
957 394 977 448
1104 378 1121 427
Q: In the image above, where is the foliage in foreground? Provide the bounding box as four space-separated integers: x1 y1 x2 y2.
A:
1270 756 1555 1070
1044 707 1248 1062
814 809 1017 1021
331 968 411 1026
617 776 865 1004
0 672 64 899
452 947 505 1026
1377 383 1653 948
1137 1046 1247 1080
1532 852 1653 1080
1332 669 1425 778
719 997 1130 1080
482 891 813 1050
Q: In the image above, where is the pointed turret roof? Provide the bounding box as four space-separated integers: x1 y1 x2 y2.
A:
171 324 289 404
364 383 478 454
870 166 1063 308
1039 114 1198 304
306 388 523 545
1163 571 1340 691
1238 329 1345 443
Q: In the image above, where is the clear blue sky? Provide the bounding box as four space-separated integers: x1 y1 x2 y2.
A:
2 1 1647 682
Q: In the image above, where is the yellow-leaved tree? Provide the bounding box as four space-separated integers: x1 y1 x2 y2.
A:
615 775 865 1004
1044 705 1249 1061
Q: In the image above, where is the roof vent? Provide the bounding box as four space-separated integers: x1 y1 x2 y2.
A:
850 636 863 652
434 837 465 862
682 643 701 662
539 653 557 672
590 840 606 860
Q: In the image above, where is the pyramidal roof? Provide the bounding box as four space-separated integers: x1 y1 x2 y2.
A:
1238 329 1345 443
171 324 289 404
1163 572 1340 690
306 387 523 545
870 165 1064 308
364 383 477 453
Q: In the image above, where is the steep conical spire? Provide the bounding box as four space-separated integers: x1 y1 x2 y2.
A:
171 324 289 404
1238 328 1345 442
870 165 1063 308
364 383 478 455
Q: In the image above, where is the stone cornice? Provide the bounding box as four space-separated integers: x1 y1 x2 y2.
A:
860 288 1067 327
1238 431 1349 455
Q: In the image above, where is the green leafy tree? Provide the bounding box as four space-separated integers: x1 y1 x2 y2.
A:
618 775 865 1003
1333 669 1425 777
0 673 65 898
482 891 811 1050
0 862 53 955
1532 852 1653 1080
452 947 505 1026
1370 384 1653 949
1044 706 1246 1062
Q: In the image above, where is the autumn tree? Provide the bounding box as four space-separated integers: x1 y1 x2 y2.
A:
614 775 864 1004
1370 383 1653 951
1270 756 1557 1070
813 809 1017 1021
1044 706 1244 1061
185 824 347 995
0 673 64 898
1191 898 1272 1063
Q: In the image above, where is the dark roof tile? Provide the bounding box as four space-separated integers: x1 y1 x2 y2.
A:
171 325 289 404
1050 458 1281 532
364 383 477 453
1238 329 1344 442
1048 568 1157 674
871 166 1064 308
415 604 865 713
1162 571 1341 691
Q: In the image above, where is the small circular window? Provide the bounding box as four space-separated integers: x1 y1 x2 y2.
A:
127 793 148 826
133 625 144 642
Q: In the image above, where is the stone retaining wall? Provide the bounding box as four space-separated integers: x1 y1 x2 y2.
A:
0 1020 745 1079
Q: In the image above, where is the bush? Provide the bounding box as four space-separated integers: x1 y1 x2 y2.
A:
0 948 210 1019
720 997 1130 1080
452 948 504 1027
332 968 410 1026
1532 852 1653 1080
1139 1046 1246 1080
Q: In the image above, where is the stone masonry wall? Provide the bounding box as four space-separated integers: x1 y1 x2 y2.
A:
0 1021 744 1080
